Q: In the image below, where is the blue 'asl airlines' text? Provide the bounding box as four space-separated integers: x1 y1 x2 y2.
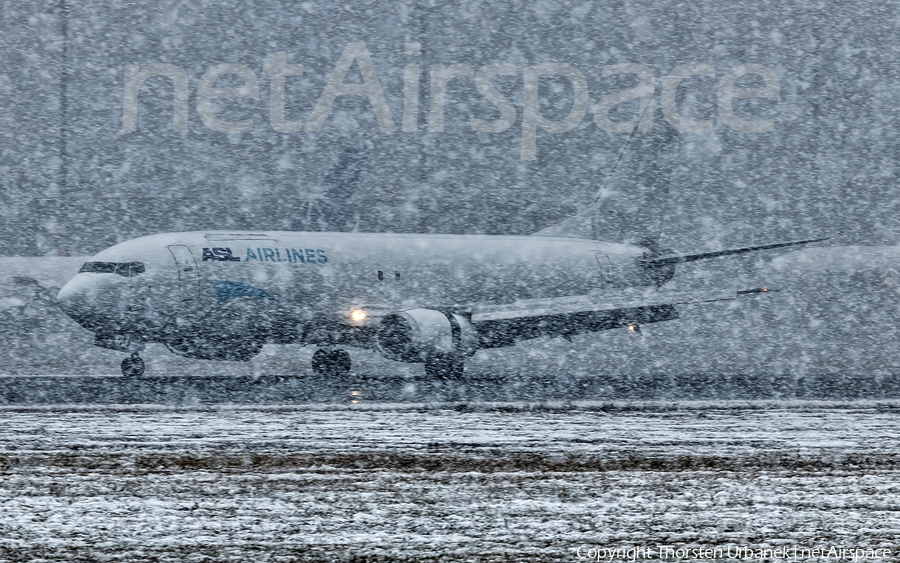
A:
245 248 328 263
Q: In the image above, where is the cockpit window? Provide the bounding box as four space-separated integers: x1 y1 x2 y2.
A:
79 261 145 277
80 262 116 274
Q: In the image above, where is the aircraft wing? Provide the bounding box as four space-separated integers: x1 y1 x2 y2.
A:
470 286 769 347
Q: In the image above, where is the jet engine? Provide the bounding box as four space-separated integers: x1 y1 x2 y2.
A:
375 308 477 363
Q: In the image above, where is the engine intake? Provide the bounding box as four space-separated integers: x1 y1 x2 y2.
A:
376 308 477 363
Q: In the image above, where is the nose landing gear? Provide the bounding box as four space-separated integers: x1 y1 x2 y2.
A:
121 352 145 377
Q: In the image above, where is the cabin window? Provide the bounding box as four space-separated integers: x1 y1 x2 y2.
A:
377 270 384 281
395 271 401 281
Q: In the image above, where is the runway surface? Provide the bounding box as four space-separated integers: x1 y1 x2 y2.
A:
0 401 898 561
2 372 900 405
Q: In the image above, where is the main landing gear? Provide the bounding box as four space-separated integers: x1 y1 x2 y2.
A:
121 352 145 377
312 348 351 377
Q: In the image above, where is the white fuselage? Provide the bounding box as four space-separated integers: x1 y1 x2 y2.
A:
57 231 649 343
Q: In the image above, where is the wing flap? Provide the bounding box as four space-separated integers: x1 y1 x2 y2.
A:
471 287 739 323
471 286 769 348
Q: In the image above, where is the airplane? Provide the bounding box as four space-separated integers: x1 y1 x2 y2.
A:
54 208 825 378
54 126 827 378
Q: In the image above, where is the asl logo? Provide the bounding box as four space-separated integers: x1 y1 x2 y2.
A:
202 247 241 262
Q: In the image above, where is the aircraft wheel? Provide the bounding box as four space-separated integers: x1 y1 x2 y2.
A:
424 355 465 380
121 354 145 377
312 348 351 377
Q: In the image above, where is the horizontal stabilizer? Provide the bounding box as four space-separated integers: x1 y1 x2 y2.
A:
643 238 828 267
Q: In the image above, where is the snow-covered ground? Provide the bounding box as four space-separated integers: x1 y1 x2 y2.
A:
0 402 898 561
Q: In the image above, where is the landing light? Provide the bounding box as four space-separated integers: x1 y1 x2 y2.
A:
350 309 367 322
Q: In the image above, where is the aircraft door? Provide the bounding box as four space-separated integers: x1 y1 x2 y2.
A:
595 253 613 283
168 245 200 300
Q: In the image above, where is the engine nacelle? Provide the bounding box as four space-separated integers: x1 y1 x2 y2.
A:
375 308 477 363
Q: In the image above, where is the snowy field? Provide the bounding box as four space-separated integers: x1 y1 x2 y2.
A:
1 401 898 561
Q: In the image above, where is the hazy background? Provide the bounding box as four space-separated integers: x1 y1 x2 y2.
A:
3 0 897 255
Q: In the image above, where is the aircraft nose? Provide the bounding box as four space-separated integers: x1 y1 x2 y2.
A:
57 275 101 330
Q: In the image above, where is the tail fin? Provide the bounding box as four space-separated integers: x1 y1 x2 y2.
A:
534 121 677 247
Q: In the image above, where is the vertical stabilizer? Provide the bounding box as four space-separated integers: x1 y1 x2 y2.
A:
534 124 677 246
